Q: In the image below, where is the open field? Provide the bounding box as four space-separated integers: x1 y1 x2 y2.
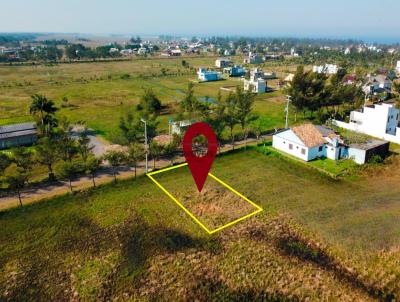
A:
0 57 300 141
1 149 399 301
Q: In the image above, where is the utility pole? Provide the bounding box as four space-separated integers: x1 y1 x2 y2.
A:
285 95 291 129
140 118 148 173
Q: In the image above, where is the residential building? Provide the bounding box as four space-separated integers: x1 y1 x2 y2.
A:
348 140 390 164
396 61 400 74
170 49 182 56
0 122 37 150
137 47 147 55
215 58 232 68
197 68 222 82
332 102 400 144
273 124 346 162
223 65 246 77
243 52 263 64
362 75 392 95
171 120 192 135
243 72 267 93
272 124 389 164
313 64 338 74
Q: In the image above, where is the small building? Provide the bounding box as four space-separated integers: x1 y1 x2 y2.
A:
332 102 400 144
197 68 222 82
243 52 263 64
223 65 246 77
348 140 390 164
215 58 232 68
171 120 192 135
313 64 338 74
0 122 37 150
273 124 389 164
273 124 346 162
397 61 400 75
170 49 182 56
362 74 392 96
244 74 267 93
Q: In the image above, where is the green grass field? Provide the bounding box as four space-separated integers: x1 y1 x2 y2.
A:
1 149 399 301
0 57 298 141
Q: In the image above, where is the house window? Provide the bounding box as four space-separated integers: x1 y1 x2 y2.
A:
301 148 306 155
289 144 293 150
318 146 323 152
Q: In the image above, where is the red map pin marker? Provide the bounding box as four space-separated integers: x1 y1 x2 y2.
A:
183 122 218 192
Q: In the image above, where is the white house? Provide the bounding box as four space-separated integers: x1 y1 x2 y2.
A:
272 124 390 164
171 120 192 135
273 124 346 162
396 61 400 74
215 58 232 68
313 64 338 74
243 52 263 64
332 102 400 144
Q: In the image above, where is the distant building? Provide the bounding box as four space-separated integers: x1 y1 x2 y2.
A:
313 64 338 74
396 61 400 74
223 65 246 77
197 68 222 82
171 120 192 135
215 58 232 68
243 72 267 93
137 47 147 55
0 122 37 150
362 75 392 96
333 102 400 144
243 52 263 64
170 49 182 56
120 49 133 56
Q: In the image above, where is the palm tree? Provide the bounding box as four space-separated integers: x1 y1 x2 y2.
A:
30 94 58 135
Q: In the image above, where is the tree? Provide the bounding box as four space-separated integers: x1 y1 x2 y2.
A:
206 91 225 153
4 164 27 207
249 116 271 142
57 118 78 162
29 94 58 135
103 151 126 182
235 87 255 148
85 156 101 187
149 141 164 170
55 160 78 192
0 153 12 176
127 143 145 179
180 82 198 119
11 147 34 183
77 130 94 162
137 88 162 116
35 137 60 181
224 92 238 150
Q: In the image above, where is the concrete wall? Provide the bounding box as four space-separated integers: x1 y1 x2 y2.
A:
348 148 366 164
0 135 37 150
272 134 309 161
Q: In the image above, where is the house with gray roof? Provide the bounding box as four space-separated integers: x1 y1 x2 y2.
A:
0 122 37 149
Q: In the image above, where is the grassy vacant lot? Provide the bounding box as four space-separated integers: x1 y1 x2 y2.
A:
1 149 399 301
0 57 296 141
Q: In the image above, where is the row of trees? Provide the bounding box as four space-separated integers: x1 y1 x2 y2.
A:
285 66 363 122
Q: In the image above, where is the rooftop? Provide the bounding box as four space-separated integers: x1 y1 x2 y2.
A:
0 122 37 140
350 139 389 150
291 124 327 148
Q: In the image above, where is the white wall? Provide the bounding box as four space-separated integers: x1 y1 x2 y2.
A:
272 134 309 161
348 148 366 164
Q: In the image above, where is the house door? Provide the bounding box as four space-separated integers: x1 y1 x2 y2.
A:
338 148 342 159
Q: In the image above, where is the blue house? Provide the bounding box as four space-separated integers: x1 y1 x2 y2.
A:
224 65 246 77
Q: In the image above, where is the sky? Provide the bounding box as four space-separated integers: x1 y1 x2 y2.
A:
1 0 400 43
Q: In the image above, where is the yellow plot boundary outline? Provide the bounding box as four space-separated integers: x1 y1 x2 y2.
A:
146 163 263 235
